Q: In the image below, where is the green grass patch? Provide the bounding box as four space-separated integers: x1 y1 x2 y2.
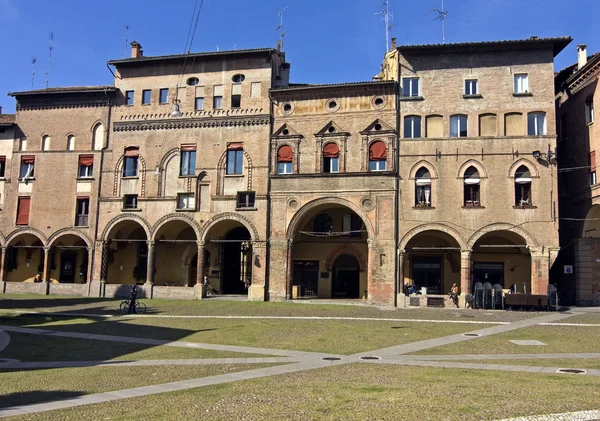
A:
412 325 600 355
11 364 600 421
551 313 600 325
457 359 600 369
0 364 279 409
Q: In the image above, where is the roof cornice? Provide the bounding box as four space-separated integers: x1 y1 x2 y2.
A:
113 115 270 132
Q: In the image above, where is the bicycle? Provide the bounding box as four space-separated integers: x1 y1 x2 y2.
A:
119 299 147 314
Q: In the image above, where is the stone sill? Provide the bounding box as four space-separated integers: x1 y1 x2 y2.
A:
76 177 95 181
462 205 485 209
513 205 537 209
513 92 533 97
413 206 435 210
175 208 195 212
121 176 139 180
400 96 424 101
236 207 257 212
224 174 244 178
463 94 483 99
19 178 35 182
122 208 142 212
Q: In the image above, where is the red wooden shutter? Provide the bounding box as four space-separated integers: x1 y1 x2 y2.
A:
78 155 94 166
124 146 139 157
323 143 339 158
16 197 31 225
369 141 387 160
277 145 293 162
181 144 197 151
227 142 243 151
21 155 35 164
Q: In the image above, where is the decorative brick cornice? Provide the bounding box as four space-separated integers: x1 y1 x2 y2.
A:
113 115 270 132
16 99 112 111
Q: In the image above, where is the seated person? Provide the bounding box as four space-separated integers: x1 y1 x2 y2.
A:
407 284 416 295
448 283 459 308
509 282 518 294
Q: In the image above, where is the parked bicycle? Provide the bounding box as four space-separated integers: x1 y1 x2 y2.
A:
119 299 147 314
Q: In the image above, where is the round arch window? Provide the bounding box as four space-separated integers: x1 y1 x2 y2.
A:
186 77 200 86
232 74 246 83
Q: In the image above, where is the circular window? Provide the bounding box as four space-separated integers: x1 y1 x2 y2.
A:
374 124 382 131
232 74 246 83
328 126 336 134
326 99 340 112
372 96 386 109
282 103 293 115
186 77 200 86
361 197 375 211
282 129 290 135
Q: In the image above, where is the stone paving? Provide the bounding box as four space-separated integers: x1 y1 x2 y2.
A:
0 309 598 419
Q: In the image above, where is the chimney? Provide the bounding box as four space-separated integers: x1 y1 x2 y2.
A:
0 106 2 114
131 41 143 59
391 37 397 50
578 44 587 70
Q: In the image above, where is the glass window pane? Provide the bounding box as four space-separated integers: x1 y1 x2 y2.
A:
402 79 410 96
126 91 134 105
213 96 222 109
142 90 151 104
369 160 377 171
235 151 243 174
450 116 459 137
414 117 421 137
159 89 168 104
195 97 204 111
227 151 235 174
460 116 468 137
331 157 339 173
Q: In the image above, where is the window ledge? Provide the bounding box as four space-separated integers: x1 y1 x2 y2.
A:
400 96 424 101
121 176 139 180
463 94 483 99
588 121 595 126
513 92 533 97
175 208 195 212
122 208 142 212
413 205 435 210
19 178 35 182
76 177 95 181
512 205 537 209
225 174 244 178
0 177 6 181
74 225 90 228
178 175 196 179
462 205 485 209
236 207 257 212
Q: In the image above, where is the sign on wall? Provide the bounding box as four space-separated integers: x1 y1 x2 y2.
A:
564 265 574 274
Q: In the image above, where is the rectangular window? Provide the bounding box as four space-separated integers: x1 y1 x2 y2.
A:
0 157 5 178
213 85 223 109
177 193 195 210
75 198 89 227
236 191 255 209
19 138 27 151
16 197 31 225
20 156 35 179
591 171 597 186
125 90 135 105
464 185 480 206
590 151 596 186
278 162 292 174
123 194 138 209
465 79 477 95
404 116 422 138
402 78 420 97
231 83 242 108
369 160 386 171
323 157 339 173
78 155 94 178
159 88 169 104
527 113 546 136
123 157 138 177
180 149 196 176
194 97 204 111
142 89 151 105
450 115 468 137
226 150 243 175
586 99 594 124
250 82 261 98
514 74 529 93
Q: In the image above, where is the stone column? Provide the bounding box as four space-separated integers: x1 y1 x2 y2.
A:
249 241 267 301
196 241 205 285
396 249 406 307
86 247 93 284
42 246 50 282
530 250 549 295
366 239 374 301
145 241 155 285
0 247 6 283
460 249 472 295
286 239 293 300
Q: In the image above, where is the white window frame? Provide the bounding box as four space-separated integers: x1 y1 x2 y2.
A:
369 159 386 172
402 77 420 97
514 74 529 94
404 116 421 138
450 115 468 138
20 162 34 179
586 100 594 124
465 79 478 95
528 112 547 136
78 163 93 178
278 162 292 174
323 157 339 173
177 193 195 210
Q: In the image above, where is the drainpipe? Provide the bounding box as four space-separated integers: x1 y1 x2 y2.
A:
394 79 401 307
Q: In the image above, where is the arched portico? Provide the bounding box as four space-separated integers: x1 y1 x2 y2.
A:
47 232 91 283
3 231 46 283
103 218 149 285
152 217 199 287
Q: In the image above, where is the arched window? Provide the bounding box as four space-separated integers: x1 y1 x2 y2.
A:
343 213 363 237
277 145 293 174
527 112 546 135
514 165 532 206
404 115 421 138
323 143 339 173
314 213 333 234
67 135 75 151
42 135 51 151
415 167 432 207
93 123 105 150
463 166 480 207
123 146 139 177
450 115 468 137
369 141 387 171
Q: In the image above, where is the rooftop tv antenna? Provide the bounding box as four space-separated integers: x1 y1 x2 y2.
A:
31 58 37 90
124 24 130 57
375 1 396 52
45 32 54 88
275 6 288 51
430 0 449 44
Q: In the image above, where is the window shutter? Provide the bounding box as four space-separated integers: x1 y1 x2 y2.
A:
213 85 223 96
21 155 35 164
78 155 94 166
124 146 139 157
0 156 5 162
232 84 242 95
591 151 596 171
16 197 31 225
369 141 387 160
227 142 243 151
181 144 197 151
323 143 339 158
277 145 293 163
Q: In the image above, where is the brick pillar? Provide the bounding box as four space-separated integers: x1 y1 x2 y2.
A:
398 250 405 294
42 247 50 282
531 251 549 295
86 247 93 284
146 241 155 284
460 249 472 295
92 241 106 282
286 239 293 299
0 247 6 283
196 241 205 285
367 239 374 300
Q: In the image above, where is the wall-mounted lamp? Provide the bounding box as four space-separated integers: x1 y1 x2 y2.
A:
532 148 556 164
170 101 182 118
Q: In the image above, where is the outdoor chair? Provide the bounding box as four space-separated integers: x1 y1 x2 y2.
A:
547 284 559 310
473 282 484 309
492 283 504 310
483 282 493 309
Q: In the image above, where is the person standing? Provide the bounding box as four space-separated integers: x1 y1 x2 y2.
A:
449 283 460 308
128 285 138 314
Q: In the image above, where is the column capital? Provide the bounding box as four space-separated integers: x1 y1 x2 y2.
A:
146 240 155 247
460 249 473 256
197 240 205 247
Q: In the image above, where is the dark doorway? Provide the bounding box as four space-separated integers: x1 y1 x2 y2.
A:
221 227 251 295
412 256 442 294
473 262 505 288
332 254 360 298
293 260 319 297
59 251 77 283
188 249 211 287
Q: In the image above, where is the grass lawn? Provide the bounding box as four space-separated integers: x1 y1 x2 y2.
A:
550 313 600 325
0 314 494 355
0 294 542 322
9 364 600 421
411 325 600 355
0 332 269 362
452 359 600 369
0 364 279 410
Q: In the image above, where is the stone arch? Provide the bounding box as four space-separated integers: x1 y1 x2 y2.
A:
399 223 467 251
197 170 210 181
325 243 367 272
457 159 488 179
467 223 539 249
5 227 47 246
151 213 202 241
101 214 152 241
582 205 600 238
508 158 539 178
113 153 147 197
47 229 92 248
200 212 259 242
286 197 375 240
216 148 253 194
157 147 180 196
408 160 439 179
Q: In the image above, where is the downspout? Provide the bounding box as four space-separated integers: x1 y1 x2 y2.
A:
394 77 401 307
265 59 276 302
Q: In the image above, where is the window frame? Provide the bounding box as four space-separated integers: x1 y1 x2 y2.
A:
278 162 293 174
159 88 169 104
20 160 35 180
514 166 533 206
415 167 432 207
194 97 204 111
125 90 135 106
586 99 595 125
465 79 478 95
180 150 196 176
514 74 529 94
527 112 547 136
142 89 152 105
78 162 93 178
177 193 195 210
0 158 5 178
404 115 422 138
75 198 90 227
323 157 339 174
590 171 597 186
369 159 386 172
236 191 256 209
123 156 139 177
123 194 138 209
401 77 420 97
450 115 468 138
226 150 244 175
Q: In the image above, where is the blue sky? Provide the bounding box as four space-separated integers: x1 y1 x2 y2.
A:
1 0 598 113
